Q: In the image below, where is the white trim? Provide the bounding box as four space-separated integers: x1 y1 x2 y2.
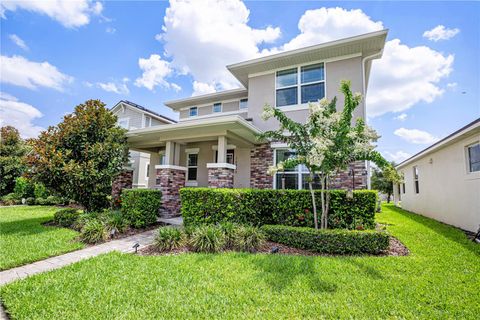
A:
206 162 236 170
185 181 198 187
465 141 480 174
179 98 247 111
270 142 288 148
212 144 236 150
155 165 187 171
185 148 200 154
180 109 248 122
111 102 176 124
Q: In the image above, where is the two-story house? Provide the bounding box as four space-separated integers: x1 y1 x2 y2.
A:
120 30 388 217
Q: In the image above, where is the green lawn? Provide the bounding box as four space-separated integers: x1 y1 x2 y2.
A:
1 204 479 319
0 206 84 270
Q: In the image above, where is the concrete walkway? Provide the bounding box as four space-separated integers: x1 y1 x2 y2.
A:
158 216 183 226
0 229 156 286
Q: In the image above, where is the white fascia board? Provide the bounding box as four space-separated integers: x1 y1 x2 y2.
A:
206 163 237 170
154 165 188 171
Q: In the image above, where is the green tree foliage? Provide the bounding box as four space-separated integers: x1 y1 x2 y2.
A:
26 100 129 212
371 162 403 203
0 126 28 196
260 81 391 229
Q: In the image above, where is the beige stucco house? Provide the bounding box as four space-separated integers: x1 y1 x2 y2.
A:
116 30 388 216
393 118 480 233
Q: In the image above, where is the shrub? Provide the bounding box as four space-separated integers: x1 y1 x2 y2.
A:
1 193 20 205
34 183 50 199
80 219 108 244
181 188 377 229
54 208 80 227
189 225 225 253
233 225 265 252
46 195 62 205
25 197 36 205
218 222 237 249
72 212 96 231
101 209 128 234
13 177 35 199
121 189 161 228
155 227 184 251
261 225 390 255
36 198 48 205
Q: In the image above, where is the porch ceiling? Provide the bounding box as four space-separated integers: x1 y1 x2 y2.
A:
126 115 263 150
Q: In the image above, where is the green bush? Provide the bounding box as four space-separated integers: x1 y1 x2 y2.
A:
121 189 161 228
261 225 390 255
189 225 225 253
34 183 50 199
80 219 108 244
72 212 96 231
1 193 21 205
13 177 34 199
46 195 62 205
53 208 80 227
181 188 378 229
218 222 238 249
155 227 184 251
25 197 36 205
36 198 48 205
233 225 265 253
101 209 128 234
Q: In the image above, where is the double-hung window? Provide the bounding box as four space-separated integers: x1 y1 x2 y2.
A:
189 107 198 117
467 143 480 172
239 98 248 109
273 149 321 190
275 63 325 107
215 149 235 165
144 115 152 128
413 166 419 194
213 103 222 113
187 153 198 181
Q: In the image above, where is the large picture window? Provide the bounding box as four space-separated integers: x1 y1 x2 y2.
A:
467 143 480 172
273 149 321 190
275 63 325 107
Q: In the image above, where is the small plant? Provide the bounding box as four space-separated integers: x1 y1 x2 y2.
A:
25 197 36 205
46 195 62 205
234 225 265 252
155 227 184 251
80 219 108 244
218 222 237 249
36 197 48 205
102 209 128 235
189 225 225 253
1 193 20 205
54 208 80 227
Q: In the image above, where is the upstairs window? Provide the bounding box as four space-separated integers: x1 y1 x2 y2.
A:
467 143 480 172
144 115 152 128
189 107 198 117
239 98 248 109
413 166 419 194
118 118 129 129
213 103 222 113
275 63 325 107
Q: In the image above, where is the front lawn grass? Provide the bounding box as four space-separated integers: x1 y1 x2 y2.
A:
1 204 479 319
0 206 84 270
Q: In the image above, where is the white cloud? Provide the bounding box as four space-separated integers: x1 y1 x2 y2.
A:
0 92 44 138
423 25 460 41
192 81 216 96
97 79 130 95
134 54 180 91
9 34 28 50
384 151 412 163
0 55 73 91
394 128 438 144
447 82 457 90
0 0 103 28
106 26 116 34
394 113 407 121
158 0 281 91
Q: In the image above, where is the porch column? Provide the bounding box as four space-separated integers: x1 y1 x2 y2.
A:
207 136 235 188
155 141 186 217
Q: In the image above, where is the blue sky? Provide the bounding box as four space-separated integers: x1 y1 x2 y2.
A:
1 0 479 163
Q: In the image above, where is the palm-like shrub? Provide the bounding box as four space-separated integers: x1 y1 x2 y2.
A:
155 227 184 251
234 225 265 252
80 219 108 244
189 225 225 253
102 209 128 234
218 222 237 249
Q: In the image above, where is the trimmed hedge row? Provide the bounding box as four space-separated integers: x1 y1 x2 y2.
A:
262 225 389 255
121 189 161 228
180 188 377 230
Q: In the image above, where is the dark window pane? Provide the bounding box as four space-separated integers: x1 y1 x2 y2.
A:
276 68 297 87
302 174 322 190
275 149 297 171
301 63 324 83
275 174 298 190
276 87 298 107
301 82 325 104
187 168 197 181
188 154 198 166
213 103 222 113
468 144 480 172
239 98 248 109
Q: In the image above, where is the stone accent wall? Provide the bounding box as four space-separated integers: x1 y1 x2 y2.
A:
156 168 185 217
250 143 273 189
330 161 367 190
208 167 234 188
111 169 133 206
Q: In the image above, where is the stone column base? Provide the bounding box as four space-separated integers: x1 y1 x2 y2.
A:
155 165 186 217
207 163 235 188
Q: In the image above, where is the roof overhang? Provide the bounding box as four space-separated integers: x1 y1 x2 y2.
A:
396 118 480 169
126 115 262 151
165 88 248 111
111 101 177 124
227 29 388 87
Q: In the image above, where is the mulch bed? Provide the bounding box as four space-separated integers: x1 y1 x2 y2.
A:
139 237 409 257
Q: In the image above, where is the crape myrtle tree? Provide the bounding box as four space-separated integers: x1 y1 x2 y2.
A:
0 126 28 196
260 81 391 229
26 100 129 212
371 162 403 203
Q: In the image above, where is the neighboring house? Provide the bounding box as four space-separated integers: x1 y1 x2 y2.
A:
111 100 176 188
122 30 388 216
393 118 480 233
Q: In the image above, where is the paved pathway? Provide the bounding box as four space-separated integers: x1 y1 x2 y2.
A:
0 229 156 286
158 216 183 226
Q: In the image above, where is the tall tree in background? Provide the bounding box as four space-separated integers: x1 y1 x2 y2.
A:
26 100 129 212
371 162 403 202
0 126 28 196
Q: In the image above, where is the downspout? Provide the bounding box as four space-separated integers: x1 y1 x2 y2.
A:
362 51 382 190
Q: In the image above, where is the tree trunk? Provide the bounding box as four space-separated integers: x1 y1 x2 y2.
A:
308 172 318 230
387 193 391 203
320 174 327 229
324 175 330 229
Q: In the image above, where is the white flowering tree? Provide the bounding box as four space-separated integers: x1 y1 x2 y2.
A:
260 80 390 229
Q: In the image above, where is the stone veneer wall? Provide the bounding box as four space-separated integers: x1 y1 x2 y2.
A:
156 168 185 217
330 161 367 190
250 143 273 189
208 167 234 188
111 169 133 206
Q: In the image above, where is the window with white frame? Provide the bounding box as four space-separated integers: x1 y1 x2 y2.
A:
189 107 198 117
273 149 321 190
467 143 480 172
118 118 129 129
239 98 248 109
215 149 235 165
144 115 152 128
187 153 198 181
159 152 166 165
275 63 325 107
213 103 222 113
413 166 419 194
145 163 150 178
